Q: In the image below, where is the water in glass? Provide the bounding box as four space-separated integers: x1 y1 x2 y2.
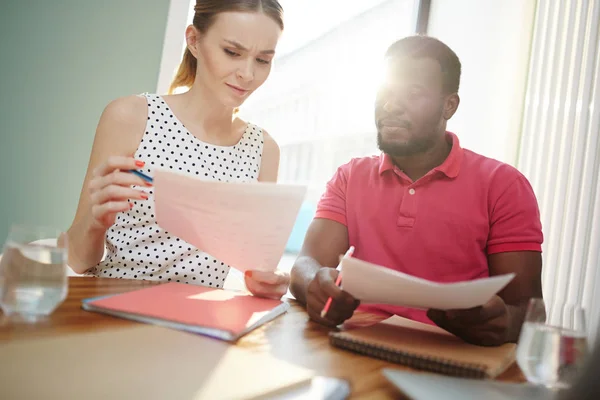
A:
516 298 589 390
517 321 588 389
0 226 68 320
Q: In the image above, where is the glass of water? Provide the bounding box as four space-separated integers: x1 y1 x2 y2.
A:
516 298 589 390
0 224 68 321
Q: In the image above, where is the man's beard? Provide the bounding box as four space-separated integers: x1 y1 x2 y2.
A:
376 104 444 157
377 131 437 156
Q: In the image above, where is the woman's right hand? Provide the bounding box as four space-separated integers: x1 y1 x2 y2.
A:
87 156 151 230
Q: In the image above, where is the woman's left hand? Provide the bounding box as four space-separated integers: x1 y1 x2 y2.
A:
244 270 290 300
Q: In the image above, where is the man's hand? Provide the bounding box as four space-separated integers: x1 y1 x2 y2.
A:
306 268 360 327
427 295 510 346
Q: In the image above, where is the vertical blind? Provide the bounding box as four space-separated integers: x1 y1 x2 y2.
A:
517 0 600 336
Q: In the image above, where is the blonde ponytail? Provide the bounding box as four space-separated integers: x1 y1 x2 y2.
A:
168 48 197 94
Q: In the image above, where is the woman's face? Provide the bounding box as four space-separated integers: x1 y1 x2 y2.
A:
187 11 282 108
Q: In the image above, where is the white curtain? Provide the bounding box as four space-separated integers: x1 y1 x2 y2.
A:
517 0 600 339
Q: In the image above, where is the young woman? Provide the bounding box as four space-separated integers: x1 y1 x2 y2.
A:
63 0 289 299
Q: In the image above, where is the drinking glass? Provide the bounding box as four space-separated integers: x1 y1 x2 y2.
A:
516 298 589 390
0 224 68 321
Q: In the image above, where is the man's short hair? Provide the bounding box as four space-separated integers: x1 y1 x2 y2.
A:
385 35 462 94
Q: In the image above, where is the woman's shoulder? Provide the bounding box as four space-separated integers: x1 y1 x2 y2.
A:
94 94 149 152
240 121 280 181
261 128 279 155
100 94 148 123
237 119 278 151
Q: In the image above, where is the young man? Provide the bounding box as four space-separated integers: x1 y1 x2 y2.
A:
290 36 543 347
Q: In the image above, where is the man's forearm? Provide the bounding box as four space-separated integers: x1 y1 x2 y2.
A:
506 301 529 343
290 256 323 304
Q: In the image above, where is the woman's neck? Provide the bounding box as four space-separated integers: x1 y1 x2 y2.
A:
174 83 238 144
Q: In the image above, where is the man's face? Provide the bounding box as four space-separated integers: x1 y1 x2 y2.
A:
375 57 449 157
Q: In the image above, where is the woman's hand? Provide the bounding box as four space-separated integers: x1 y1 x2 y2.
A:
88 156 151 230
244 270 290 300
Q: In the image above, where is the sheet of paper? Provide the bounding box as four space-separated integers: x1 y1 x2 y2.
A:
153 169 306 272
0 325 315 400
340 257 515 310
382 369 558 400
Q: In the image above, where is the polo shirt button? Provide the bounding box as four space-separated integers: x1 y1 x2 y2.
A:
409 188 416 195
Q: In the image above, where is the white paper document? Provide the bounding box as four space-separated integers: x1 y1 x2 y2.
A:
340 257 515 310
153 169 307 272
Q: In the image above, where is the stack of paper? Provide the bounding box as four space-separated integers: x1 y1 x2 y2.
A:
153 169 307 272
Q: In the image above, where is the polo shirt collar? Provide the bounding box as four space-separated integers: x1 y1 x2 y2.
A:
378 132 463 178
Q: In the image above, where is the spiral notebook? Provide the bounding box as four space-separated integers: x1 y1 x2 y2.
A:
329 315 516 379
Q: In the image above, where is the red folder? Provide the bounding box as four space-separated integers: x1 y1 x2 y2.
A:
82 282 289 341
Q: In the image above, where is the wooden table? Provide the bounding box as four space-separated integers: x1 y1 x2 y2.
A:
0 277 525 399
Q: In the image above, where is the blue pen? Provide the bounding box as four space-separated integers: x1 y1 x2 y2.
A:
129 169 154 184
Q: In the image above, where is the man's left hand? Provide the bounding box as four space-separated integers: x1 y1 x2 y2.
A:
427 295 510 346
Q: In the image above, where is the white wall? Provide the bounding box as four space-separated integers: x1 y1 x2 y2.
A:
0 0 170 242
428 0 537 165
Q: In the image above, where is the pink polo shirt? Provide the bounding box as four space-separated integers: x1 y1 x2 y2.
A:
315 132 543 324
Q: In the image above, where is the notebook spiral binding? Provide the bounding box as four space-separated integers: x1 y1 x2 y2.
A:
329 333 488 379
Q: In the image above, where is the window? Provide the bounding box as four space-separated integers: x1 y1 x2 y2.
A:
158 0 418 254
241 0 417 206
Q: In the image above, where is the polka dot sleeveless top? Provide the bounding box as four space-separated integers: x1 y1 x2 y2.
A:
89 93 264 287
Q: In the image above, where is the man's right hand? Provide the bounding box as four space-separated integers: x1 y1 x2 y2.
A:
306 267 360 327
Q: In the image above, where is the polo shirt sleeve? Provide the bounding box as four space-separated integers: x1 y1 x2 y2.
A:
487 171 543 255
314 163 350 226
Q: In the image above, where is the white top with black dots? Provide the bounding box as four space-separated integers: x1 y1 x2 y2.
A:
88 93 264 288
